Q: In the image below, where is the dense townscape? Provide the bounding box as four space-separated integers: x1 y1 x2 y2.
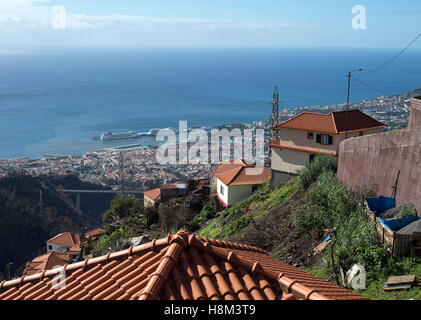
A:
0 89 417 190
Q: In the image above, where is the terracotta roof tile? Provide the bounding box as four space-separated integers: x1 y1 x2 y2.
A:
213 160 271 186
0 232 367 300
22 252 68 276
85 228 105 238
211 159 246 178
274 110 387 134
143 188 161 202
46 232 84 248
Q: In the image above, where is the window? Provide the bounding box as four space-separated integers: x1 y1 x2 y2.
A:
48 245 52 250
220 185 224 195
316 134 333 145
307 132 314 139
359 132 364 136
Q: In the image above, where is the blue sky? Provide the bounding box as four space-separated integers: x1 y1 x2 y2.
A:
1 0 420 48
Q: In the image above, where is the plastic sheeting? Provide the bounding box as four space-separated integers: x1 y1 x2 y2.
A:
366 196 395 214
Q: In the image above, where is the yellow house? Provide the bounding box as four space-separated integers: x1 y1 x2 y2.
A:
143 188 161 208
270 109 387 184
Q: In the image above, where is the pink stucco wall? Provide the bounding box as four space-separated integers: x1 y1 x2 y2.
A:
409 97 421 128
337 98 421 216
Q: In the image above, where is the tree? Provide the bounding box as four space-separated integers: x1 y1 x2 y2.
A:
103 195 143 233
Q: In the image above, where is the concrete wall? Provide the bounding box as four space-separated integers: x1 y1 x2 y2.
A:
271 170 297 185
216 179 252 207
337 125 421 216
217 179 229 206
47 243 70 253
271 147 311 174
144 195 156 209
409 97 421 128
227 184 253 206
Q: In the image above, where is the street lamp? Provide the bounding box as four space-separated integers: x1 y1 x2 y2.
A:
346 68 364 139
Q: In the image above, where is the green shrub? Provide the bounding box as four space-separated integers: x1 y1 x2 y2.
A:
297 154 337 189
224 216 252 237
293 170 357 236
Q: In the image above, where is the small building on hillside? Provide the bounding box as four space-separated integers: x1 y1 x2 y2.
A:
46 232 85 254
213 159 271 207
270 109 387 184
143 188 161 208
210 160 246 193
85 228 105 242
22 252 68 276
143 184 187 209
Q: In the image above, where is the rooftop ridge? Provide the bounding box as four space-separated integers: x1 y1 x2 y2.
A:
0 235 171 290
195 235 268 254
0 231 368 300
200 243 328 300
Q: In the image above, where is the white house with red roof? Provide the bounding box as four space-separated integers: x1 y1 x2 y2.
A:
46 232 85 254
212 159 271 207
270 109 387 184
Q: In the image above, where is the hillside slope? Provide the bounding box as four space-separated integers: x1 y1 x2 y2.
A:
0 173 114 277
197 180 319 267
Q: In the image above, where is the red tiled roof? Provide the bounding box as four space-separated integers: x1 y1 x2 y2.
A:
211 159 247 179
0 232 367 300
228 167 272 186
144 188 161 202
214 160 270 186
22 252 68 276
273 110 387 134
269 141 338 156
46 233 84 248
85 228 104 238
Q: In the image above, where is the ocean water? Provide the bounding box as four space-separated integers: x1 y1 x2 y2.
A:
0 47 420 159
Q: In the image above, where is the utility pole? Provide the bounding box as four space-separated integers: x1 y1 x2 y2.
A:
345 69 364 139
272 86 280 140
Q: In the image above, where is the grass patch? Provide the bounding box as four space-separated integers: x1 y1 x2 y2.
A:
198 181 298 239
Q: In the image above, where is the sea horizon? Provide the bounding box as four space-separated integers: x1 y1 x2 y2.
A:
1 47 420 159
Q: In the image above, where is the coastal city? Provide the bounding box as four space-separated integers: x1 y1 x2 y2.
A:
0 89 416 191
2 0 421 306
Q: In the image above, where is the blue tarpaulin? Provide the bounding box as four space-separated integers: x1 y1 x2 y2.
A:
366 196 396 214
380 216 420 232
366 196 419 232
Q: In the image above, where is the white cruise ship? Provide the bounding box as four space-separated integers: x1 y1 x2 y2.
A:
98 131 140 141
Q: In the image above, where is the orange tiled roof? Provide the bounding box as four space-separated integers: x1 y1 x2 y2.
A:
229 167 272 186
85 228 104 238
0 232 367 300
274 110 387 134
211 159 246 179
214 160 271 186
46 232 84 248
144 188 161 202
22 252 68 276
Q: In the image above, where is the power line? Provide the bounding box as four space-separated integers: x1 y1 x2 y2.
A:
351 76 396 96
361 32 421 75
